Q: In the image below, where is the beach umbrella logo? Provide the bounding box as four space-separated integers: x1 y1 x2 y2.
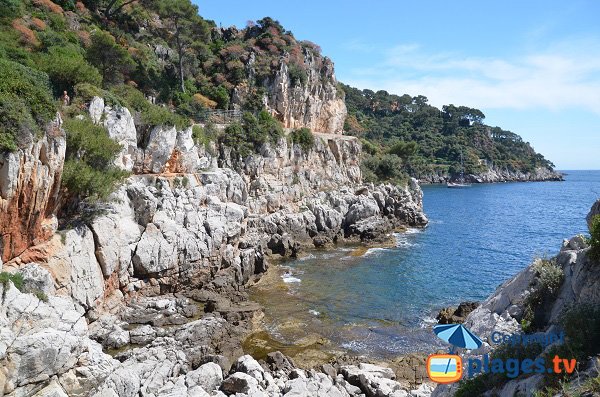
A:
426 324 483 384
433 323 483 350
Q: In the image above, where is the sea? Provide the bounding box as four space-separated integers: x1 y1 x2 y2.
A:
250 170 600 358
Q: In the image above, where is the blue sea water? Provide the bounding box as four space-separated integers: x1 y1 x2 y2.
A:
256 171 600 356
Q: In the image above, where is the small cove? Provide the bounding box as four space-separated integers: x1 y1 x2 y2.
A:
249 171 600 359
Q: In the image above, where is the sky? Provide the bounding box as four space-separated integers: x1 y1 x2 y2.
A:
194 0 600 170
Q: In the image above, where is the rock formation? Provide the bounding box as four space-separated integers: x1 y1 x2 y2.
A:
232 48 347 134
0 115 65 263
0 95 428 395
419 166 563 184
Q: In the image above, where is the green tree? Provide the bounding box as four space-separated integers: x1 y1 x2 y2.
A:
0 0 23 19
154 0 209 92
38 46 102 96
86 31 134 87
388 141 418 159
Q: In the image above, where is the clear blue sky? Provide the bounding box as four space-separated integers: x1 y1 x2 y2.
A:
194 0 600 170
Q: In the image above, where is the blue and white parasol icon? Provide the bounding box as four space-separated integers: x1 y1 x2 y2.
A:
433 323 483 350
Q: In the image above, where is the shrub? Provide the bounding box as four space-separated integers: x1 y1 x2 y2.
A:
34 290 49 302
258 110 283 143
220 122 253 158
290 127 315 152
287 62 307 86
361 138 378 155
0 271 24 291
456 342 543 396
192 123 218 148
0 59 55 151
61 117 128 203
32 0 64 15
141 104 190 130
38 45 102 96
0 0 24 19
521 259 564 332
0 93 37 151
12 18 40 47
362 153 407 185
109 84 148 111
589 215 600 263
559 304 600 359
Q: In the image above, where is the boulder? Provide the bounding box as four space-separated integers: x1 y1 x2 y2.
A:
234 355 265 383
143 125 178 173
18 263 55 295
185 362 223 392
221 372 261 395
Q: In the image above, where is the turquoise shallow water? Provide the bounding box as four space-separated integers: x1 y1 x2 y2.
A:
258 171 600 357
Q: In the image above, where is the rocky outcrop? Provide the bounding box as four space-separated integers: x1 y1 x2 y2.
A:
0 268 436 396
262 53 347 133
433 201 600 397
232 50 347 133
436 301 479 324
419 166 563 184
89 97 138 172
0 95 428 395
0 115 65 263
587 198 600 230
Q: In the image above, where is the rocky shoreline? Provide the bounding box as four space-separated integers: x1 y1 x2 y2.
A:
419 166 563 184
0 93 431 396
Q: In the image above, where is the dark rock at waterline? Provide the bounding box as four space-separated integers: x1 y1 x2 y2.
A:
266 351 296 372
436 301 480 324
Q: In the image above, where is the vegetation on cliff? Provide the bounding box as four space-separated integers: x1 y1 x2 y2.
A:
0 0 317 204
0 0 557 200
341 84 556 182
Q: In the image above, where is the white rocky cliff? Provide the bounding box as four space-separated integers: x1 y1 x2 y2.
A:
0 93 428 396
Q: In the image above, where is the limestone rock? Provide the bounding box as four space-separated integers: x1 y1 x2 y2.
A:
221 372 261 395
260 54 347 133
142 125 178 173
18 262 55 295
587 199 600 231
185 362 223 392
0 115 65 262
47 226 105 309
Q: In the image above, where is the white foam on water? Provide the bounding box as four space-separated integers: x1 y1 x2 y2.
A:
309 309 320 316
419 316 438 328
320 253 339 259
282 272 301 283
363 247 392 257
297 253 316 261
404 227 423 235
395 237 416 248
341 340 367 351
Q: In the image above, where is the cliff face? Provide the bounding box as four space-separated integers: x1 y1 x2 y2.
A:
261 51 347 133
0 96 427 396
0 116 65 263
232 48 347 134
